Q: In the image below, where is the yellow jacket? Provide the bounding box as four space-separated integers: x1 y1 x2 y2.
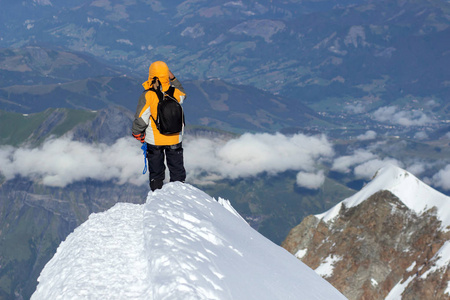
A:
132 61 186 146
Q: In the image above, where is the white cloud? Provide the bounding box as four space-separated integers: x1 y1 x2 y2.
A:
87 17 104 25
414 131 428 140
332 149 402 179
1 133 444 192
296 170 325 190
333 147 439 183
0 137 146 187
24 20 35 30
353 158 402 179
356 130 377 141
33 0 52 5
431 164 450 190
345 103 366 114
373 106 434 126
184 132 334 181
0 133 334 188
116 39 133 46
331 150 377 173
406 163 427 176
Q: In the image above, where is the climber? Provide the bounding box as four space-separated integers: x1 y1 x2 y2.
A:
132 61 187 191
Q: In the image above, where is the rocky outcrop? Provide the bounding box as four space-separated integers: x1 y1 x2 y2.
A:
70 106 134 144
27 108 68 144
283 173 450 299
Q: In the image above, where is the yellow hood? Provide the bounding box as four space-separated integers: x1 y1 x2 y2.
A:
142 61 171 91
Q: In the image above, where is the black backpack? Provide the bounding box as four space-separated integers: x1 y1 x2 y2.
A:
150 86 184 135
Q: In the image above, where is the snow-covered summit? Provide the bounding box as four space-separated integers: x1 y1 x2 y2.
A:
317 164 450 231
284 164 450 299
32 182 346 300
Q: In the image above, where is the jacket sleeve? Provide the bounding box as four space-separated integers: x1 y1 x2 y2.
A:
132 91 150 137
170 78 185 93
170 78 187 104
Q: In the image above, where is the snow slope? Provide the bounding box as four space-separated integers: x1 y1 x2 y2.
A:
32 182 346 300
317 164 450 231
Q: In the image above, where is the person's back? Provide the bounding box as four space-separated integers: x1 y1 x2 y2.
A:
132 61 187 191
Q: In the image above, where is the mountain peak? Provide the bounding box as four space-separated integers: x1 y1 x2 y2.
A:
283 166 450 299
318 164 450 231
32 182 345 299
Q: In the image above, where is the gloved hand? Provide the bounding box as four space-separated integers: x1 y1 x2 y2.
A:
132 133 145 143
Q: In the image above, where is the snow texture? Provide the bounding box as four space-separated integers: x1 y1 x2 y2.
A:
420 240 450 280
385 276 415 300
295 249 308 259
314 255 342 278
32 182 346 300
317 165 450 231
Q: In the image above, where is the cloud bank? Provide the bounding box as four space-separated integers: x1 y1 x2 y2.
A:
296 171 325 190
2 133 447 191
332 150 377 174
184 133 334 184
356 130 377 141
353 158 402 179
0 137 147 187
345 103 366 114
332 149 403 179
431 164 450 190
0 133 334 188
372 106 435 126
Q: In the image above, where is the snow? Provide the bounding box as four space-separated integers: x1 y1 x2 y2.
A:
314 255 342 278
420 240 450 280
370 278 378 287
32 182 346 300
295 249 307 259
385 276 415 300
316 165 450 231
406 261 416 272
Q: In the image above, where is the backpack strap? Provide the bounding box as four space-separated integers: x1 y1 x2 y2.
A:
165 86 175 98
146 85 174 100
147 87 164 102
147 88 161 127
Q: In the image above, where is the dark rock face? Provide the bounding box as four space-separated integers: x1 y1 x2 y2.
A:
71 106 134 144
29 109 67 143
282 190 449 300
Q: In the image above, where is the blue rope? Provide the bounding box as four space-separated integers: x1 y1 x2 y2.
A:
141 143 148 174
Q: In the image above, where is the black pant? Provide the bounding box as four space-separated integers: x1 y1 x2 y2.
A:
146 143 186 191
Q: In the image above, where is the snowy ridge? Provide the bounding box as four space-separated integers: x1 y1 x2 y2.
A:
317 165 450 231
32 182 346 300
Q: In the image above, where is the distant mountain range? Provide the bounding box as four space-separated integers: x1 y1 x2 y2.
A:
283 165 450 299
1 0 449 115
0 46 323 133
